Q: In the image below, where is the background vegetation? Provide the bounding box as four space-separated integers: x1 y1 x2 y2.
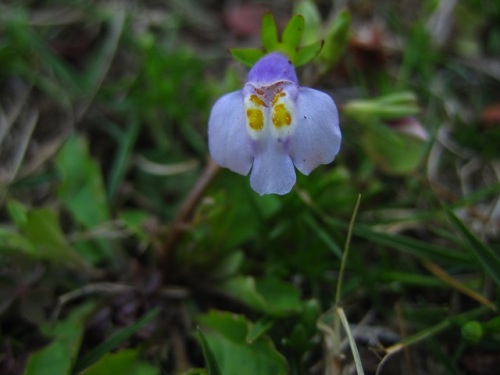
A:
1 0 499 374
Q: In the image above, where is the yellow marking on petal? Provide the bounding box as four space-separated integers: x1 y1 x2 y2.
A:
247 109 264 131
250 94 266 107
271 91 286 106
272 103 292 128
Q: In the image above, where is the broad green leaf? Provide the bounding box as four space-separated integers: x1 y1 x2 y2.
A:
282 15 305 51
197 311 288 375
197 329 222 375
229 48 265 67
220 276 302 316
24 302 96 375
294 40 323 67
74 308 160 372
80 349 159 375
445 208 500 287
261 12 279 51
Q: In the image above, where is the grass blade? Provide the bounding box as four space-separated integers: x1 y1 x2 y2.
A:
73 308 160 373
445 208 500 287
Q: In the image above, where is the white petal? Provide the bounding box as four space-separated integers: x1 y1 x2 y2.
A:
208 91 254 175
290 88 341 175
250 139 296 195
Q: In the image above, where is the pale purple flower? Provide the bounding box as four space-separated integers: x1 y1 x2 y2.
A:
208 52 341 195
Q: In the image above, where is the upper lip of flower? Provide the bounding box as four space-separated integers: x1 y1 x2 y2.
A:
208 52 341 195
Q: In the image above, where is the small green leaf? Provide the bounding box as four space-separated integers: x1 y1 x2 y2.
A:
0 227 36 257
220 276 302 316
294 40 324 67
445 208 500 287
80 349 159 375
294 0 322 44
319 9 351 68
261 12 279 51
56 136 110 228
197 311 287 375
229 48 265 67
56 136 113 263
246 317 275 343
359 121 427 175
24 302 96 375
119 210 150 242
6 199 28 227
19 207 93 269
282 15 305 51
197 329 222 375
343 97 419 123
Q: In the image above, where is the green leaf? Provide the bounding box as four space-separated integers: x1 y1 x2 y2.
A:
293 0 322 44
445 208 500 287
294 40 323 67
220 276 302 316
319 9 351 68
56 136 110 228
229 48 265 67
6 199 28 227
197 329 222 375
282 15 305 51
360 121 427 175
24 302 96 375
12 205 94 270
80 349 159 375
119 209 150 242
74 308 160 373
0 227 36 257
197 311 288 375
246 317 275 343
56 136 113 263
261 12 279 51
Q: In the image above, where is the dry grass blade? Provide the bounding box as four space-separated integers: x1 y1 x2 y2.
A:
423 260 497 311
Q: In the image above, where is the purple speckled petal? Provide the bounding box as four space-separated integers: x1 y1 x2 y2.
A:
247 52 298 85
208 91 253 175
250 139 296 195
289 88 341 175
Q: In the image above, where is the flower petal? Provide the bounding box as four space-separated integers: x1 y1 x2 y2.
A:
250 139 296 195
208 91 254 175
247 52 298 86
289 88 341 175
